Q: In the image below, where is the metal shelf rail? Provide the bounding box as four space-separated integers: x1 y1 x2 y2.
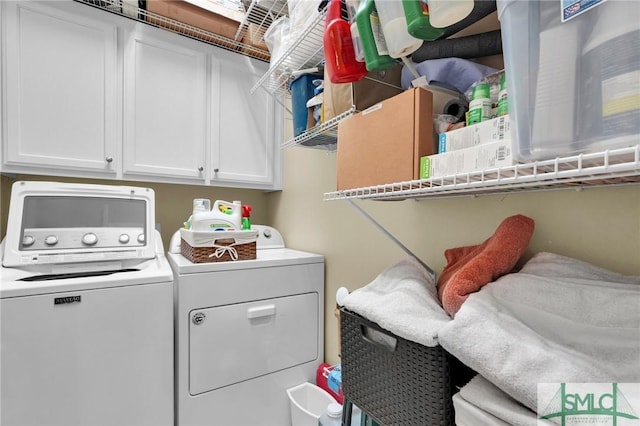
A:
76 0 273 62
324 145 640 201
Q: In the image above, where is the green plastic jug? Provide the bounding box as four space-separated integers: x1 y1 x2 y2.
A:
356 0 397 71
402 0 444 40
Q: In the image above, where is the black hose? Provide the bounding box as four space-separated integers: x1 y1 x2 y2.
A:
412 29 503 61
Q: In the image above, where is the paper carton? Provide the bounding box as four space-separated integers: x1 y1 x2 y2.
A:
438 115 511 153
420 140 514 179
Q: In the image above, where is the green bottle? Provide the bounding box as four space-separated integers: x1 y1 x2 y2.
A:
402 0 445 41
355 0 397 72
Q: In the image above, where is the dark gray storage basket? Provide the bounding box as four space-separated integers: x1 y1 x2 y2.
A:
339 307 473 426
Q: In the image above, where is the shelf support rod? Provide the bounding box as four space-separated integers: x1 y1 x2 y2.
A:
347 199 436 279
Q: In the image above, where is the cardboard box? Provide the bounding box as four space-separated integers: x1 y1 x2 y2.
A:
438 115 511 153
146 0 243 41
420 140 514 179
323 63 404 121
337 88 435 190
242 23 269 51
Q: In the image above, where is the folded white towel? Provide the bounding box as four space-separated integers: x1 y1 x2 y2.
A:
455 375 555 426
453 393 512 426
342 257 450 347
439 252 640 411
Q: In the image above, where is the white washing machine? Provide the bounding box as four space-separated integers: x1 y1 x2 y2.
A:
0 181 174 426
168 225 325 426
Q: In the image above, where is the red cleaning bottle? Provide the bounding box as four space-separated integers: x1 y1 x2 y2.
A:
323 0 368 84
241 205 252 230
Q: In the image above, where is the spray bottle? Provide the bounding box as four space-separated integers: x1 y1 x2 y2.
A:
242 205 252 230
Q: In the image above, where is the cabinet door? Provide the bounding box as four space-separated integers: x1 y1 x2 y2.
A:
2 1 118 175
211 53 281 188
123 24 207 181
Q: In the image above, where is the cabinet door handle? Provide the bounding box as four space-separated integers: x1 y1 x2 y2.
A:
105 156 113 163
213 168 219 173
198 166 204 172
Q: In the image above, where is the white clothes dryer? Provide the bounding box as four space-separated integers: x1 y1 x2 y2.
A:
168 225 325 426
0 181 174 426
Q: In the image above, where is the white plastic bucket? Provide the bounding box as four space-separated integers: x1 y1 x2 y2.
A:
286 382 336 426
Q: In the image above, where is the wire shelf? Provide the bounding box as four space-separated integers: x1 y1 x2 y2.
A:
282 108 355 150
250 8 326 96
76 0 273 62
324 145 640 201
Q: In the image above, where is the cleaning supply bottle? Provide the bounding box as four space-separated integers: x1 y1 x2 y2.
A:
497 72 508 117
467 82 491 125
356 0 397 71
426 0 474 28
318 403 343 426
374 0 423 58
241 205 252 230
346 0 366 62
324 0 368 83
185 198 211 229
190 200 242 231
402 0 444 40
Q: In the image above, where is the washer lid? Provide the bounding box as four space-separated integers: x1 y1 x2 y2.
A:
2 181 157 268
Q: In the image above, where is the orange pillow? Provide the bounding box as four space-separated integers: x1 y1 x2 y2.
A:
437 214 535 316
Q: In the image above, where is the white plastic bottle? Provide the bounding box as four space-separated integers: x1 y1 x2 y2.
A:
426 0 474 28
318 403 362 426
374 0 422 58
318 403 342 426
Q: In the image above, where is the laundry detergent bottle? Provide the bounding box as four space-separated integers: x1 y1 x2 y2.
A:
190 200 242 231
374 0 423 58
402 0 444 40
346 0 366 62
324 0 368 83
356 0 397 71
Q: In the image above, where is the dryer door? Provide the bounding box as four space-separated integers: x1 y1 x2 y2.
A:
189 292 319 395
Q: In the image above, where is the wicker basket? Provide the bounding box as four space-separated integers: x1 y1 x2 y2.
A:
180 237 256 263
339 308 474 426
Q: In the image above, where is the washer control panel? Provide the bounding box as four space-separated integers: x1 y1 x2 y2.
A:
20 227 146 251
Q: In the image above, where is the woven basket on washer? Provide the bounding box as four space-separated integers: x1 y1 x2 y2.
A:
339 307 474 426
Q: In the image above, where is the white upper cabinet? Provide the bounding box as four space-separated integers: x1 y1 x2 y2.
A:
2 1 119 175
123 24 208 182
0 0 282 189
210 52 280 188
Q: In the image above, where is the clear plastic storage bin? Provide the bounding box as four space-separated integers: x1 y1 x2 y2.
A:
498 0 640 161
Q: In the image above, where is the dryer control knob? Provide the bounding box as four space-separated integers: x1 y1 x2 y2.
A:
263 229 272 239
119 234 130 244
137 233 145 243
82 233 98 246
44 235 58 246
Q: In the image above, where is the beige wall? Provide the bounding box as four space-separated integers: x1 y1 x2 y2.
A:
269 147 640 366
2 142 639 370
